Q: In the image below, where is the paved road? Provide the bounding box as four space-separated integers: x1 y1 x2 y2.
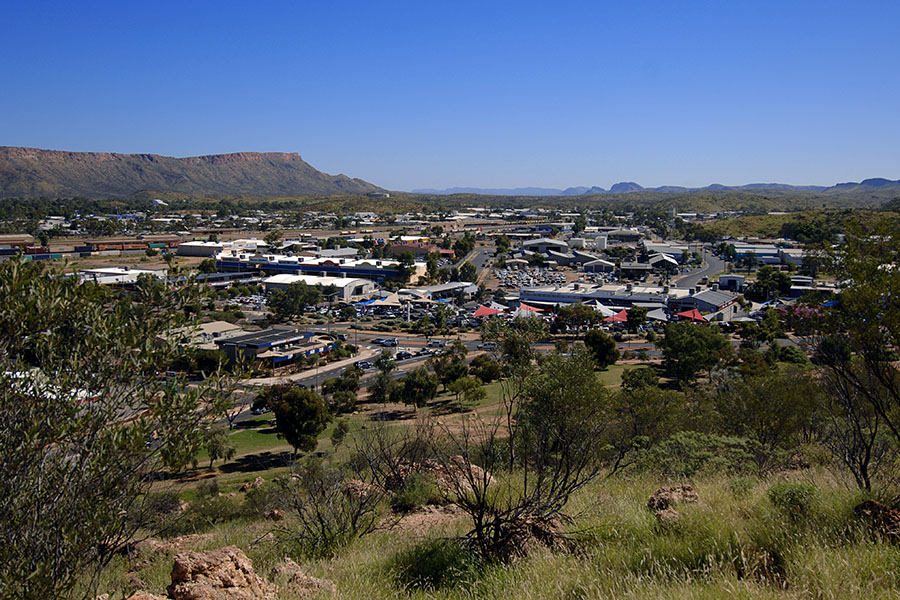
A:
471 249 491 270
675 252 727 289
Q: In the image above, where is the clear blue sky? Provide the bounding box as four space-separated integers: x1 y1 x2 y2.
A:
2 1 899 191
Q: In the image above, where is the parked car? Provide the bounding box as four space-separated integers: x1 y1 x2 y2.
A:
336 333 348 341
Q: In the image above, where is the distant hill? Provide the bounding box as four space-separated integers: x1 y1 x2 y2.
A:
413 179 900 196
0 147 382 198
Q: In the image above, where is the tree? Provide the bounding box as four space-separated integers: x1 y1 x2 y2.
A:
556 302 600 338
495 235 511 254
621 367 659 390
369 371 398 406
573 214 587 235
396 251 416 282
198 258 218 274
0 260 234 600
626 305 648 330
263 229 284 247
711 367 819 454
447 375 486 411
268 386 332 455
425 251 440 282
657 322 733 385
398 367 439 408
808 219 900 480
428 353 468 390
330 419 350 450
745 266 792 301
584 328 619 369
453 232 476 260
469 354 501 383
604 383 686 474
267 281 322 322
459 261 477 282
205 424 236 469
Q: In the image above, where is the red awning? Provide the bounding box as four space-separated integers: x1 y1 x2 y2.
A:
473 305 504 317
518 302 547 312
675 308 707 322
604 309 628 323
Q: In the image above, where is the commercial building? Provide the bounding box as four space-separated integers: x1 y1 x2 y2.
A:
519 281 690 309
522 238 569 254
644 242 689 261
215 327 335 366
160 320 244 350
389 242 455 258
261 274 375 302
719 274 746 292
178 238 270 257
583 258 616 273
215 251 423 282
671 289 740 319
77 266 167 287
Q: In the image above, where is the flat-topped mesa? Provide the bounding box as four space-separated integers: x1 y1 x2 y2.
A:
0 146 380 198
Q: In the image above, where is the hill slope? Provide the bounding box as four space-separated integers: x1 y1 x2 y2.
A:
0 147 382 198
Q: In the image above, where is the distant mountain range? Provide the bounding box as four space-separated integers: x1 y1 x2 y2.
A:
0 147 382 199
412 178 900 196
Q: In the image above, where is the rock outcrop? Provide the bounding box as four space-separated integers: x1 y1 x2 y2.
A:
647 485 699 512
167 546 276 600
271 558 336 597
239 477 265 493
855 499 900 540
647 485 699 527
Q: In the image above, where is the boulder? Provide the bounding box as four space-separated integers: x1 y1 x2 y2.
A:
168 545 276 600
655 508 680 527
133 534 214 556
344 479 381 499
855 499 900 539
126 593 166 600
264 508 285 521
647 485 699 512
271 558 336 597
239 477 265 493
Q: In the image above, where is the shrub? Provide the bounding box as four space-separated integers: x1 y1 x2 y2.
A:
777 345 809 364
390 539 483 590
391 472 442 512
143 491 182 516
767 482 818 520
168 494 245 535
196 478 220 498
729 476 756 498
642 431 763 478
242 482 288 518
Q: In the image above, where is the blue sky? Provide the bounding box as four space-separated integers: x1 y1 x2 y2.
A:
2 1 899 191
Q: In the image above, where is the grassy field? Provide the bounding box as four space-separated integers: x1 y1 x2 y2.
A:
102 469 900 599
